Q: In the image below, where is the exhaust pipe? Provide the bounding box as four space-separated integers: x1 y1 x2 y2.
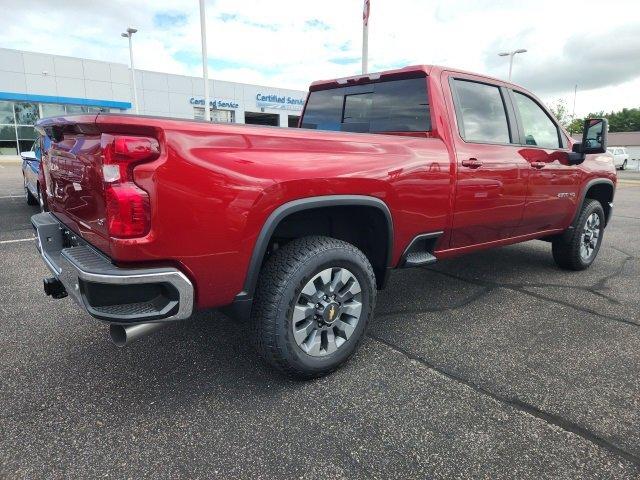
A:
110 322 166 347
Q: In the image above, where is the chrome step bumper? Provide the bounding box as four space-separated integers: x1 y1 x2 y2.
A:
31 212 193 323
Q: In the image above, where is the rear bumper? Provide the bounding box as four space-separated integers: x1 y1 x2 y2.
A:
31 212 194 323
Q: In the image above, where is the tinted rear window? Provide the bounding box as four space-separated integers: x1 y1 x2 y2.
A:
301 77 430 133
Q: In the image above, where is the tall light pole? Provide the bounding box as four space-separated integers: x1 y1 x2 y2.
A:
199 0 211 121
498 48 527 81
362 0 370 74
121 27 139 114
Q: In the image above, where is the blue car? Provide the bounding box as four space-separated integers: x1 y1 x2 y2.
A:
21 136 46 211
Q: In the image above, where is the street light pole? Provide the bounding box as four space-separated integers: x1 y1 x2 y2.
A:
121 27 139 114
362 0 370 74
199 0 211 121
498 48 527 81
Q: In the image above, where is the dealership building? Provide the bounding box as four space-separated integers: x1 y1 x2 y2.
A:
0 47 307 155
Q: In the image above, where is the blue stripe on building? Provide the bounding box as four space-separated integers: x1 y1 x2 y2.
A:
0 91 131 110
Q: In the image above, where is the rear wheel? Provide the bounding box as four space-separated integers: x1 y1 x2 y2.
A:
552 199 605 270
251 236 376 379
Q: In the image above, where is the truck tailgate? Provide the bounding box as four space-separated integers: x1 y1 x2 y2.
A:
39 115 113 254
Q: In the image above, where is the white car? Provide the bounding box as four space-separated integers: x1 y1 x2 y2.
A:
607 147 629 170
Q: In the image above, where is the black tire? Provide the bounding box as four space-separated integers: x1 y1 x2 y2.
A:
251 236 376 379
24 177 37 206
552 199 605 271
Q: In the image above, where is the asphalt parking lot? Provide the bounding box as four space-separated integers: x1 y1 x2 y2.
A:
1 162 639 479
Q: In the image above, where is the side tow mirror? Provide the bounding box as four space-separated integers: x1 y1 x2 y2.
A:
569 118 608 165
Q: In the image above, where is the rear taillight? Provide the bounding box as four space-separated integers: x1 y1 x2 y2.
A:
101 134 159 239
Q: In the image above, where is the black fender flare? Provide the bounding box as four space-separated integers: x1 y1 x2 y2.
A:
563 178 615 241
227 195 394 320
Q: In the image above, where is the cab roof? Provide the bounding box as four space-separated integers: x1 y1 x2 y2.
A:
309 64 524 91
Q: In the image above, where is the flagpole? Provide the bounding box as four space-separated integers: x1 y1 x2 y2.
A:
199 0 211 122
362 0 369 74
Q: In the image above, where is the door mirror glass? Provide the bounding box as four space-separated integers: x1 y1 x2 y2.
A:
581 118 607 154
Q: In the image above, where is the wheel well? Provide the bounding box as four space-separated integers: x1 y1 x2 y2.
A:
265 205 391 289
584 182 614 224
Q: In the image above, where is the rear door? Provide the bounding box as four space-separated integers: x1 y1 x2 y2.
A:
444 73 529 248
508 90 580 235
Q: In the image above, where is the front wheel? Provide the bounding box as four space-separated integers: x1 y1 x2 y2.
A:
251 236 376 379
552 199 605 270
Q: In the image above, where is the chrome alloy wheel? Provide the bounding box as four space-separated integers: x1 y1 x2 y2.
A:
291 267 362 357
581 213 601 261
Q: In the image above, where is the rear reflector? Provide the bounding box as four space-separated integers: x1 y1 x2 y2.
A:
101 134 159 239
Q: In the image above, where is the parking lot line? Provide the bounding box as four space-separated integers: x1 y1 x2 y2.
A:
0 237 33 245
0 195 23 199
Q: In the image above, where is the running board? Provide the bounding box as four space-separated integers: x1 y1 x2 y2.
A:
399 231 442 268
403 251 437 267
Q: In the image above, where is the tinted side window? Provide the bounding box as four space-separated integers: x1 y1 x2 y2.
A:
301 77 430 133
514 92 560 149
453 80 510 144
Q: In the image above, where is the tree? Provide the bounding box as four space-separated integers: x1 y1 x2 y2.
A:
563 107 640 135
568 117 584 135
606 107 640 132
548 99 572 130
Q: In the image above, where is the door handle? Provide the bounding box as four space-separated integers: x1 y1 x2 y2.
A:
461 158 482 169
531 161 546 169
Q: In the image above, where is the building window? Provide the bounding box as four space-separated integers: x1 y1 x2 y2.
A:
14 102 39 125
288 115 300 128
212 109 234 123
0 101 40 155
65 105 88 114
0 101 15 125
0 101 17 155
194 107 235 123
0 124 17 155
41 103 66 117
245 111 280 126
0 101 120 155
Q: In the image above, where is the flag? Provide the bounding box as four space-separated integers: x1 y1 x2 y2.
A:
363 0 370 26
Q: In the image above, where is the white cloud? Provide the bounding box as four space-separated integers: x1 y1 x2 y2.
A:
1 0 638 115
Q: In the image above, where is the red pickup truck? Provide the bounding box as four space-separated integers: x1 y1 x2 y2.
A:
32 65 615 378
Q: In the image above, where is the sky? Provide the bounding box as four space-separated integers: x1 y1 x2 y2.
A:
1 0 639 117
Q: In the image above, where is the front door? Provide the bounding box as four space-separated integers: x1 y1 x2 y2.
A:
445 75 529 249
508 90 580 236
